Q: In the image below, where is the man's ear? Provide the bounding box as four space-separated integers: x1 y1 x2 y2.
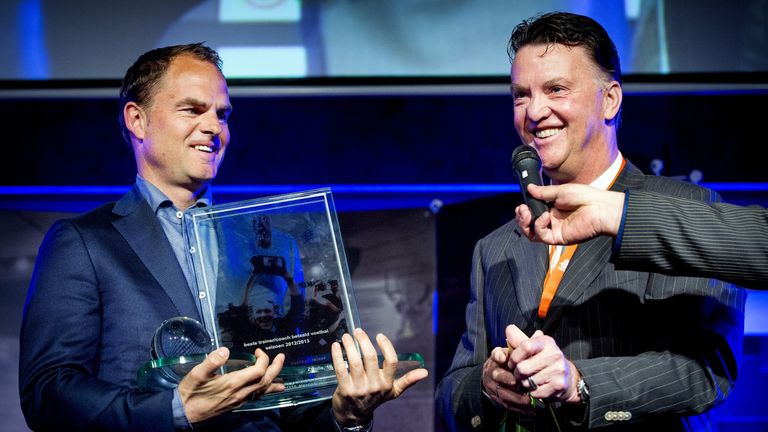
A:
602 80 622 122
123 102 147 141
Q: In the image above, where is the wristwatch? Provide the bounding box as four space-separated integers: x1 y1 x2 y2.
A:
577 378 590 404
334 417 374 432
339 425 371 432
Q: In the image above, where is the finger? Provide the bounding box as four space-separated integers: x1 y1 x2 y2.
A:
490 346 509 364
506 324 529 349
341 332 365 382
353 328 381 383
265 382 286 394
492 367 518 388
263 352 285 383
376 333 399 380
516 204 532 234
527 184 558 202
253 348 270 371
532 211 554 241
510 337 543 368
528 359 574 401
496 385 535 416
188 347 230 382
331 341 351 385
239 353 286 399
392 367 429 398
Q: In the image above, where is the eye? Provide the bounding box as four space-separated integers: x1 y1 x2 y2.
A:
550 85 566 94
512 90 529 105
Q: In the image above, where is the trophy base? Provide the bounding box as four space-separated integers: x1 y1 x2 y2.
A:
137 351 425 411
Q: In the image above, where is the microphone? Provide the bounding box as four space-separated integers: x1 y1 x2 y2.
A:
511 144 548 222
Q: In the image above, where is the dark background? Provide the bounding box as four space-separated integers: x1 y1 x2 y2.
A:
3 89 767 187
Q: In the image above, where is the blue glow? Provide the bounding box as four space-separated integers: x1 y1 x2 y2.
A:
432 289 438 336
745 291 768 335
0 184 520 195
18 0 49 79
5 183 768 196
701 183 768 192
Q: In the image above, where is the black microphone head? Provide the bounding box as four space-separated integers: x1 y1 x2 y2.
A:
511 144 540 168
510 144 548 221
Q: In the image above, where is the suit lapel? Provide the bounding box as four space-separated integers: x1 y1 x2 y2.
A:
506 224 549 329
540 161 646 331
112 186 201 320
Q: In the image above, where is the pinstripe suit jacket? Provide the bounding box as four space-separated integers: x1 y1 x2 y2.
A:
436 161 745 431
614 190 768 289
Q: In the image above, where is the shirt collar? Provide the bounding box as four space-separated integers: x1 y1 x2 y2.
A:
134 175 212 212
589 152 624 191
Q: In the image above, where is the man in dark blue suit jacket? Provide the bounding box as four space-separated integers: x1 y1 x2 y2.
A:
436 12 744 431
19 43 427 431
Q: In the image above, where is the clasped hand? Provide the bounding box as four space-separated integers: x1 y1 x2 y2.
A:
482 325 581 414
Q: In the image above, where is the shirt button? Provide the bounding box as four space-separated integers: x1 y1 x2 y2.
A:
199 292 206 299
176 211 183 219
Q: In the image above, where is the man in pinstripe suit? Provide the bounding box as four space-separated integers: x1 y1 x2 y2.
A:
516 183 768 289
436 12 745 431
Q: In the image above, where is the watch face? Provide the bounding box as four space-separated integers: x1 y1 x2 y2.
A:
578 378 590 402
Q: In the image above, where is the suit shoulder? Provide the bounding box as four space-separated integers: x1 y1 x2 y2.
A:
50 202 118 234
477 219 519 247
642 176 721 203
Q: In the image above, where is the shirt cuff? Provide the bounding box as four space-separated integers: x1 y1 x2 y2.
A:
172 388 193 431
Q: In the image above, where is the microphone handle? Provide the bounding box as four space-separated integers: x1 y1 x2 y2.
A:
518 178 548 220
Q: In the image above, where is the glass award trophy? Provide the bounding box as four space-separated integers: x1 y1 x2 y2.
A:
137 188 423 411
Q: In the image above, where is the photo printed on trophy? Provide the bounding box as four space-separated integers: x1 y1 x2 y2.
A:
186 189 359 369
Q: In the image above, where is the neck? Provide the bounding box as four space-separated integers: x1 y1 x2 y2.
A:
143 178 207 211
167 185 207 211
550 136 619 185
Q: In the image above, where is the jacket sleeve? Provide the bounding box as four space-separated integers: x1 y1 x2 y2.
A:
615 189 768 288
574 187 746 428
19 220 175 432
435 240 506 432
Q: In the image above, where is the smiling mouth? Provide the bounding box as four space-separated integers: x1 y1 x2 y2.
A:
194 145 215 153
534 128 563 139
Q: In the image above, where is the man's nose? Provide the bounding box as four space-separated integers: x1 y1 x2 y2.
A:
526 93 552 123
201 111 222 136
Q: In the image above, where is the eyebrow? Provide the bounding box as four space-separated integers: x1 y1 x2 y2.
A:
542 77 570 87
510 77 573 94
177 97 233 114
510 83 527 94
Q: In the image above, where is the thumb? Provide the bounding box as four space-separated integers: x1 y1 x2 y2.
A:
392 368 429 398
195 347 230 379
506 324 529 349
179 347 229 393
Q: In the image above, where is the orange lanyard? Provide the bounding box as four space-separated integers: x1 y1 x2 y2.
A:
536 158 626 320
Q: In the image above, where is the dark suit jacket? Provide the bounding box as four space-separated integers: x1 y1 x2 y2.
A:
19 186 334 431
614 189 768 289
436 162 745 431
